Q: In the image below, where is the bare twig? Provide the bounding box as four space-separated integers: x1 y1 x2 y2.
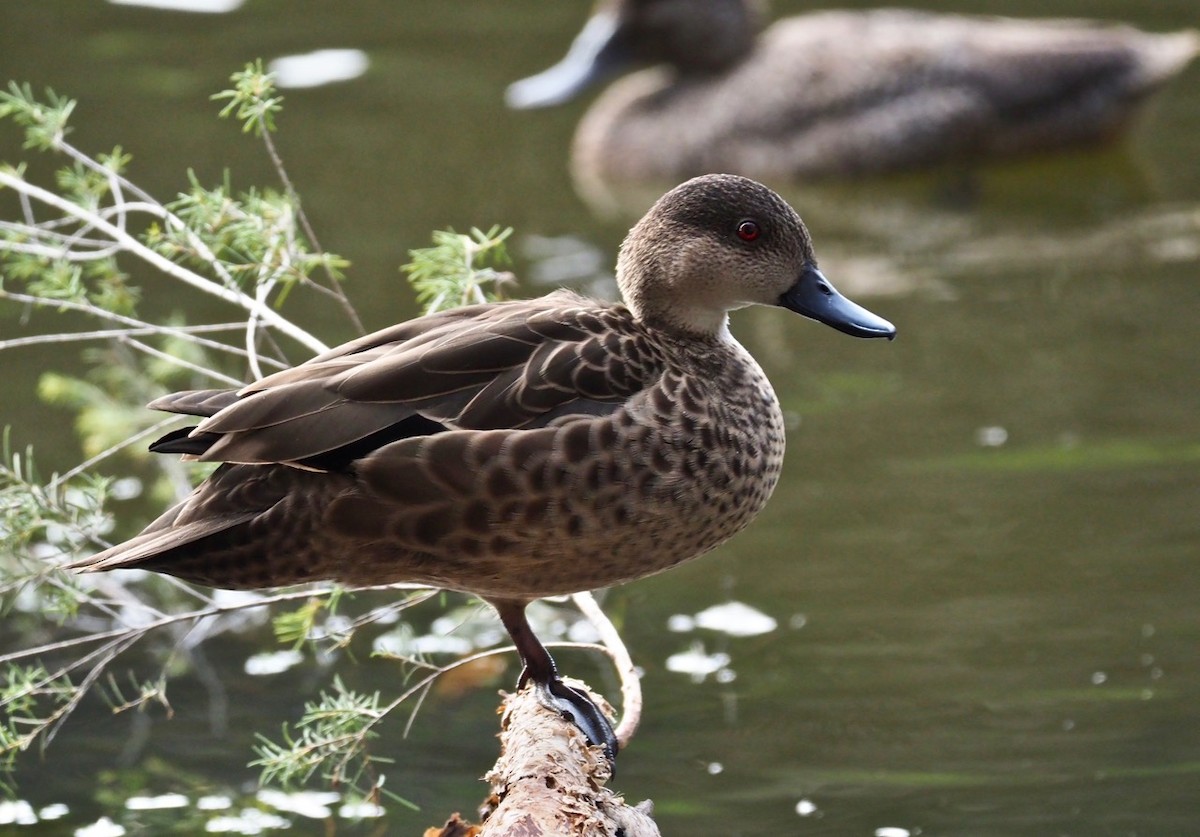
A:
258 129 364 334
0 289 286 368
50 416 182 487
572 592 642 749
119 335 244 386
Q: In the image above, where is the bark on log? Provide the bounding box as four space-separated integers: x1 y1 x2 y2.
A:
428 680 660 837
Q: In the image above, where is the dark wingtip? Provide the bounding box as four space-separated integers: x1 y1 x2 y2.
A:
149 427 220 456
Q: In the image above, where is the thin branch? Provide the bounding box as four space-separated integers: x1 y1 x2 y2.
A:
0 289 288 369
245 263 279 381
42 633 143 748
108 200 242 291
1 584 407 671
55 138 158 207
336 589 442 637
0 170 328 354
0 234 122 262
259 129 363 335
16 181 36 225
119 334 243 386
50 416 182 486
572 592 642 749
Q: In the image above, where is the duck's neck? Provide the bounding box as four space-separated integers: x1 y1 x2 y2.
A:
635 304 732 343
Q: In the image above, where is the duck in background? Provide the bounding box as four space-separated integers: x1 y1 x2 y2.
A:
507 1 1198 196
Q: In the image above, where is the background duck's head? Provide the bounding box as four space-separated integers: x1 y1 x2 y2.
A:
616 174 896 340
507 0 761 109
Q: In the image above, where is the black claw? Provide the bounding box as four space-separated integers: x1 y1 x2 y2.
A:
538 677 620 767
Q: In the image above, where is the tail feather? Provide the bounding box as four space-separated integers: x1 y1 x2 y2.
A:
69 513 256 574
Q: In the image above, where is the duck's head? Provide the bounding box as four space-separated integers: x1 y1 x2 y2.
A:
507 0 761 110
617 174 897 340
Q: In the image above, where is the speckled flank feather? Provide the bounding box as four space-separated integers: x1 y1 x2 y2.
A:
513 0 1199 183
70 174 886 606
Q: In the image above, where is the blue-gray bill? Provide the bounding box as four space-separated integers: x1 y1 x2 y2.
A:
780 266 897 339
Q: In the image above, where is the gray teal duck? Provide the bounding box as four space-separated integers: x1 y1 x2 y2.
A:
71 174 896 760
507 1 1199 185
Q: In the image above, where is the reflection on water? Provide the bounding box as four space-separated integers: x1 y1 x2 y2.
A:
2 0 1199 834
269 50 370 90
107 0 244 13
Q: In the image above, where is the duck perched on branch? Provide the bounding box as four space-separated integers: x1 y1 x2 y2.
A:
71 174 895 762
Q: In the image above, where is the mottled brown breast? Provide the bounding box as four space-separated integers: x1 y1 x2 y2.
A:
331 332 785 599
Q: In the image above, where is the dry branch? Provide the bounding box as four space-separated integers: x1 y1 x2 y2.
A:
428 680 660 837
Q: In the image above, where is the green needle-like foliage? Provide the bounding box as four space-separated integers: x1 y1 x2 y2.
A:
211 60 284 137
0 664 76 794
0 82 75 150
251 677 415 810
402 225 514 313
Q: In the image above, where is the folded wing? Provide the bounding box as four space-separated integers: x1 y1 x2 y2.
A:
152 291 664 471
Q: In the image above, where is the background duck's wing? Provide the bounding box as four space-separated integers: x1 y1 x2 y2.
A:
154 293 664 470
752 11 1199 173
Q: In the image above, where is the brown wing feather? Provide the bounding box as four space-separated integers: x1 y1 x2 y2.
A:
148 389 240 417
69 461 273 572
201 401 408 464
161 293 664 468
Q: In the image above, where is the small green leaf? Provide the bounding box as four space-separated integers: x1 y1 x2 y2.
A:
212 60 284 137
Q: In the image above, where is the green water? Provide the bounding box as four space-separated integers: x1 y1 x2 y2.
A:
2 1 1198 834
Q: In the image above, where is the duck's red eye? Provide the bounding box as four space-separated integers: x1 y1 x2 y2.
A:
737 220 760 242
